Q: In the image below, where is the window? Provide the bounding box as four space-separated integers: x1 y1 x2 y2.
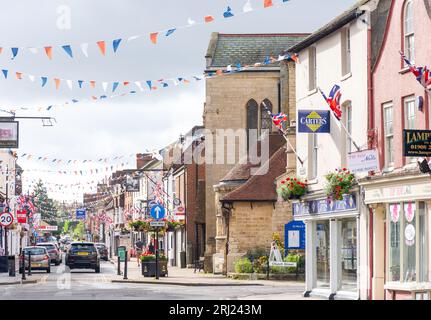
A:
246 99 258 148
260 99 273 136
341 28 352 76
387 201 428 283
343 102 353 154
309 133 318 180
383 103 394 168
404 96 416 129
403 0 415 64
316 220 330 288
340 218 357 291
309 47 317 91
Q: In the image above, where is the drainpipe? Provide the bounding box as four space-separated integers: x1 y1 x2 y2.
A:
369 207 373 300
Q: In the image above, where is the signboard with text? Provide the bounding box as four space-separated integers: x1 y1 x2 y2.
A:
298 110 330 133
0 121 19 149
403 129 431 157
347 149 379 173
17 209 28 224
76 209 86 220
285 221 306 250
36 225 58 231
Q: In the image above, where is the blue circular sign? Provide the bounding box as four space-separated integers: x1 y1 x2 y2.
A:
150 204 166 220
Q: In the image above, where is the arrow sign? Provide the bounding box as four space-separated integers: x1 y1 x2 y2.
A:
150 204 166 220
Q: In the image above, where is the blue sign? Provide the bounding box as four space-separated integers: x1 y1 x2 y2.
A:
150 204 166 220
298 110 331 133
285 221 306 250
76 209 86 220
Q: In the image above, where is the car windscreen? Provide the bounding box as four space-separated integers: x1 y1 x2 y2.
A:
24 248 46 255
37 244 55 250
95 244 106 249
70 244 96 252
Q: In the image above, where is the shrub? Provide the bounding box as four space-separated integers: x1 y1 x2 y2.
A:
324 168 355 201
277 177 308 201
234 258 253 274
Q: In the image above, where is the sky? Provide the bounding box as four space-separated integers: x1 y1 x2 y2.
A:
0 0 357 201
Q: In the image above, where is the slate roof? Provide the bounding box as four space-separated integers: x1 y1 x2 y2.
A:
222 146 287 202
206 33 309 68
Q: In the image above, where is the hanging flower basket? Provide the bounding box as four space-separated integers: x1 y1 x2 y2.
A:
324 168 356 201
277 178 308 201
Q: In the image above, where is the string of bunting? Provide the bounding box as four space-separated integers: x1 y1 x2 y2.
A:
1 51 298 113
0 1 290 61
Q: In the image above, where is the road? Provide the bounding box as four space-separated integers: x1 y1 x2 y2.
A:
0 260 308 300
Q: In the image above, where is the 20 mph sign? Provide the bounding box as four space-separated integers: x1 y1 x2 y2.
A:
0 212 13 227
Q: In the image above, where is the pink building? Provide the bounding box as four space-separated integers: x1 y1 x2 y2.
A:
361 0 431 300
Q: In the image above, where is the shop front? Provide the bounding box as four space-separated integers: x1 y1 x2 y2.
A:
293 192 362 300
362 172 431 300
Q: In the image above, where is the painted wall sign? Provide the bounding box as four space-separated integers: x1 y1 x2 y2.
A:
293 194 357 217
298 110 331 133
347 149 379 173
403 129 431 157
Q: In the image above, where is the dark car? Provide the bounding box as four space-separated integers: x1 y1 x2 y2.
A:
66 242 100 273
95 243 109 261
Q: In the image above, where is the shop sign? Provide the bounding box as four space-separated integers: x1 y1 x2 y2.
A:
285 221 305 250
364 183 431 204
347 149 379 173
298 110 331 133
17 209 28 224
0 121 19 149
403 129 431 157
293 194 357 217
37 225 58 231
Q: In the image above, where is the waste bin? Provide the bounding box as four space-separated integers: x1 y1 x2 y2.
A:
180 251 186 269
0 256 8 273
118 246 126 262
8 256 15 277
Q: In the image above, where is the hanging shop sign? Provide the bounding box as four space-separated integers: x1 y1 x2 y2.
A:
285 221 305 250
293 194 357 218
0 120 19 149
403 129 431 157
123 176 140 192
298 110 330 133
347 149 379 174
37 225 58 231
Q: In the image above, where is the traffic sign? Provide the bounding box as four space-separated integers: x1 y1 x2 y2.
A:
0 212 14 227
150 204 166 220
150 221 166 227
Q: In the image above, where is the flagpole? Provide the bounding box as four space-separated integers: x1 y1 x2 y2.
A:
261 104 304 166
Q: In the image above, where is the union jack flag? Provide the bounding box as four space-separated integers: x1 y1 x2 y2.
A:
271 113 288 128
401 52 431 89
319 85 342 121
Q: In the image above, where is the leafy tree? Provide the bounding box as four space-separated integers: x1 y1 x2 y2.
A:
73 221 85 240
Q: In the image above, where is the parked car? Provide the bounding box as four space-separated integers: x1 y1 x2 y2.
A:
66 242 100 273
20 247 51 273
36 243 62 265
95 243 109 261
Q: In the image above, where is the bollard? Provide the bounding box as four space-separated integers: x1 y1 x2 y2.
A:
123 251 128 280
21 252 26 281
266 258 270 280
28 251 32 276
117 255 121 275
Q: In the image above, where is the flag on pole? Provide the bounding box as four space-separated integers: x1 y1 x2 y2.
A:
318 85 342 121
400 51 431 89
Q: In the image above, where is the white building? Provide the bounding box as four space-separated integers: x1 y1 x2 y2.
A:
289 0 376 300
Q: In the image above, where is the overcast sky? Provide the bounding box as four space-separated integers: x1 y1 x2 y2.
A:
0 0 356 201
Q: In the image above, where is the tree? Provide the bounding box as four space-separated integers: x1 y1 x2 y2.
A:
32 179 57 221
73 221 85 240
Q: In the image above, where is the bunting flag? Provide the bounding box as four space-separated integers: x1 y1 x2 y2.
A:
90 80 96 89
0 1 291 57
41 77 48 87
16 72 22 80
150 33 159 44
54 78 61 90
2 69 7 79
44 46 53 60
62 45 73 58
97 41 106 55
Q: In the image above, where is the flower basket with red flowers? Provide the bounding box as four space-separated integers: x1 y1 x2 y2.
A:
324 168 356 201
277 177 308 201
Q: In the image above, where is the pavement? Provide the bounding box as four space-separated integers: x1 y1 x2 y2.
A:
109 256 308 288
0 270 45 285
0 258 318 300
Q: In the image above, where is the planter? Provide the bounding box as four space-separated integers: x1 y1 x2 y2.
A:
141 261 168 277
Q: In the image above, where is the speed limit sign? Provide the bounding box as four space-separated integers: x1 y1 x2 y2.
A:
0 212 14 227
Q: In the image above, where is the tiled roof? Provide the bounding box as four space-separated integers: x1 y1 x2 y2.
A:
206 33 309 68
222 146 287 202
